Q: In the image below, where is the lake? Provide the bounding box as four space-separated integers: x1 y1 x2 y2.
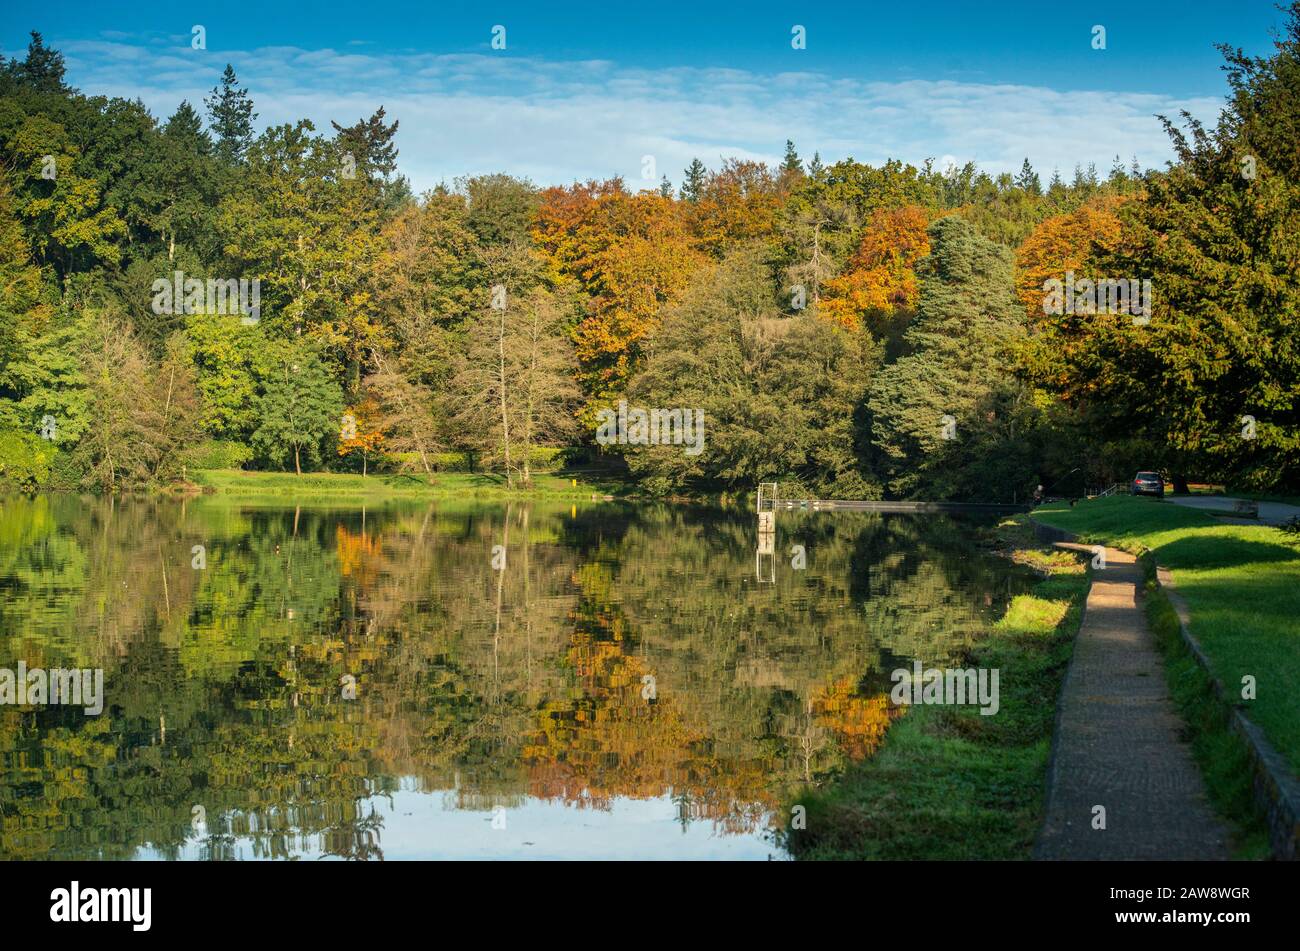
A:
0 495 1032 860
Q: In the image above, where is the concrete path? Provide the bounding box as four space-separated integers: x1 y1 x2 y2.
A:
1166 494 1300 527
1036 544 1231 860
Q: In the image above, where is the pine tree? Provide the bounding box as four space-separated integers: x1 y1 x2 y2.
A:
680 159 706 202
808 151 825 181
205 64 257 162
331 106 400 181
782 139 803 174
1080 2 1300 489
11 32 66 93
659 175 673 197
867 216 1027 498
1015 158 1041 195
1109 154 1126 183
164 101 211 155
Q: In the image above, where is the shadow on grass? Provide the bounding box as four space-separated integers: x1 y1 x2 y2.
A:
1153 533 1300 569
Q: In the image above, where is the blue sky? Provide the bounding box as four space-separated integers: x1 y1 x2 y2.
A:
1 1 1287 192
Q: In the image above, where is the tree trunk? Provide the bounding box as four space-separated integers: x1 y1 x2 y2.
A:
295 445 301 476
521 309 539 488
497 310 512 488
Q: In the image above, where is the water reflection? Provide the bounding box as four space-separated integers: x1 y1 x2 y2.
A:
0 495 1031 860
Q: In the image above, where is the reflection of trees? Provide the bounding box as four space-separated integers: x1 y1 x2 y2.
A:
0 496 1031 858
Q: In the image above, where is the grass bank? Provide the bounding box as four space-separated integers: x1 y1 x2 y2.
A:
1032 495 1300 776
785 516 1088 859
1142 567 1271 857
187 468 631 501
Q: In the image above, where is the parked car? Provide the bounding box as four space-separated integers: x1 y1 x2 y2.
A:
1130 471 1164 497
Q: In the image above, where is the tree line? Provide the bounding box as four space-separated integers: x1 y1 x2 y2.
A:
1 7 1298 498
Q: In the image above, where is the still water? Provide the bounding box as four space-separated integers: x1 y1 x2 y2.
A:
0 495 1032 860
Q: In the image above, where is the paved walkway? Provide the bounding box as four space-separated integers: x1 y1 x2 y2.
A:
1166 495 1300 526
1036 544 1231 859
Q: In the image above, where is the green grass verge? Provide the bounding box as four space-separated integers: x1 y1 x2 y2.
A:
1141 567 1271 858
785 521 1089 860
188 468 629 501
1032 495 1300 776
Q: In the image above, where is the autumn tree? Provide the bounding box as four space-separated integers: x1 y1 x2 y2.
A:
368 349 441 475
532 181 703 400
450 285 580 487
819 205 931 334
687 159 785 255
337 397 386 476
1013 196 1125 323
76 314 199 489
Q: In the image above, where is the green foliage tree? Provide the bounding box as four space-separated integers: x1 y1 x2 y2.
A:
1036 2 1300 490
6 32 66 94
680 158 706 203
868 216 1029 498
218 120 384 386
782 139 803 174
1014 158 1041 196
331 106 408 209
626 245 880 495
460 173 539 247
252 341 345 474
205 64 257 163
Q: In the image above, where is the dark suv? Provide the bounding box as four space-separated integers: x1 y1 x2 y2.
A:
1130 471 1164 497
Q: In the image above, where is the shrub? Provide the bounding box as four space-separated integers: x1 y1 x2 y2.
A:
0 427 55 490
182 439 254 471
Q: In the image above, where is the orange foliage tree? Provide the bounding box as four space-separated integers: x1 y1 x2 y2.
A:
337 398 386 476
818 205 932 331
687 159 786 256
532 179 705 401
1013 196 1125 322
1013 197 1127 400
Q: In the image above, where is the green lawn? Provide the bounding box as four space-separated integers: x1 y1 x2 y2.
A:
786 517 1090 859
188 468 628 501
1033 495 1300 774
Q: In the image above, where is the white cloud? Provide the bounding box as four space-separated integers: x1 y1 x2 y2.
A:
61 37 1224 192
